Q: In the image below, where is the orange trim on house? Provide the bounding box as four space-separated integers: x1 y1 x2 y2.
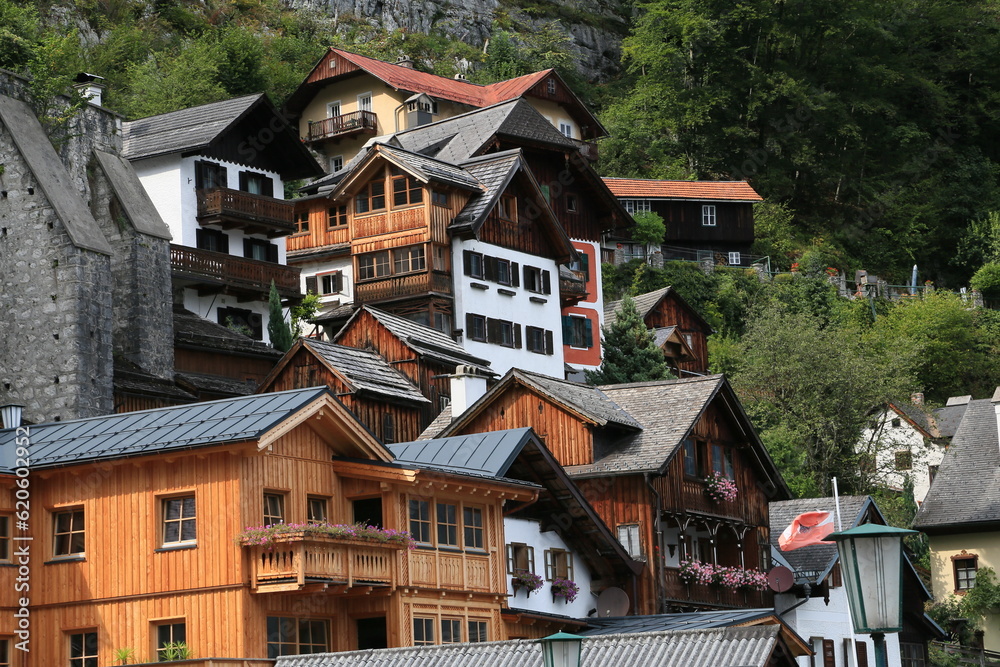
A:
562 306 601 366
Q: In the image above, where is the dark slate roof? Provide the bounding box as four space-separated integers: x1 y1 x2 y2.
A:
768 495 871 584
652 325 679 348
348 307 494 375
932 401 970 439
122 94 260 160
375 143 482 190
173 307 282 359
0 387 329 472
452 150 522 227
302 339 429 405
113 361 197 402
92 149 172 240
418 404 453 439
174 371 258 397
605 286 713 333
274 626 786 667
891 401 935 437
0 95 112 254
389 428 533 477
511 369 643 430
915 398 1000 531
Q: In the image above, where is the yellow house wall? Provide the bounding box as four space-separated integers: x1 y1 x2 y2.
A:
525 98 578 139
929 532 1000 652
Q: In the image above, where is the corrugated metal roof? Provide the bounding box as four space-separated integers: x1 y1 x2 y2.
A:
582 609 782 635
602 177 763 202
389 428 533 477
275 626 784 667
303 339 429 405
0 387 329 472
122 94 261 160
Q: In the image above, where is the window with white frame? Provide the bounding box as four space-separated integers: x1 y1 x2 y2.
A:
357 93 372 113
728 252 741 265
623 199 651 214
558 121 573 138
507 542 536 574
702 204 717 226
544 548 574 580
329 155 344 172
326 100 341 118
617 523 642 559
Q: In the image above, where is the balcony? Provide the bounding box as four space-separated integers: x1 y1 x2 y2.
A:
196 188 295 237
244 532 404 594
171 245 301 301
307 110 378 143
354 271 452 305
663 567 770 609
559 267 588 307
570 137 599 162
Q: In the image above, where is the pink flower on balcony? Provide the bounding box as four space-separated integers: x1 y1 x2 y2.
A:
237 522 415 549
704 472 738 503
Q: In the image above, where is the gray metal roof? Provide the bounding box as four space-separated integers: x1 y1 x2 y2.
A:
92 148 172 239
122 93 261 161
915 398 1000 531
0 94 113 254
582 609 788 635
389 428 533 477
0 386 330 472
768 495 871 583
303 339 429 405
274 625 786 667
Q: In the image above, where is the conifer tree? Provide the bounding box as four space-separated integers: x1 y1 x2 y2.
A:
267 280 293 352
586 295 673 385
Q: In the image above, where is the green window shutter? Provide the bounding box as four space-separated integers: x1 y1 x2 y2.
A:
583 317 594 348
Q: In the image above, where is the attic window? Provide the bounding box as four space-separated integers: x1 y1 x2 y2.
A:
392 172 423 206
547 78 556 95
497 195 516 222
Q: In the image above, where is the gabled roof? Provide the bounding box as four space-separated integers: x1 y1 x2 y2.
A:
604 286 714 334
274 626 793 667
602 177 763 202
0 387 333 472
173 306 282 359
370 143 484 191
389 427 535 478
337 307 494 376
933 398 971 439
915 397 1000 532
0 94 112 254
888 401 936 439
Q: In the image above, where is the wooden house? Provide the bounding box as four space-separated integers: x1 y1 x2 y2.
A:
602 178 762 267
425 369 791 616
258 337 431 443
604 287 715 376
0 387 540 664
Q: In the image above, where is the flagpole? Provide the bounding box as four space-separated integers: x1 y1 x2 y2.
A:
833 477 860 667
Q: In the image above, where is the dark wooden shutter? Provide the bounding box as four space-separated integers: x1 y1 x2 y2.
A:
545 330 554 355
243 238 253 258
195 161 206 189
250 313 263 340
333 272 343 293
305 275 318 294
821 639 835 667
267 243 278 264
262 177 274 197
523 264 533 287
484 255 497 282
562 316 574 342
486 318 500 344
583 317 594 348
854 641 869 667
542 270 551 294
513 324 522 349
463 250 473 276
511 263 520 287
239 171 248 191
466 313 475 337
580 251 590 280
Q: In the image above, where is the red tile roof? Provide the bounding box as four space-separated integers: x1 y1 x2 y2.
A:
602 178 763 202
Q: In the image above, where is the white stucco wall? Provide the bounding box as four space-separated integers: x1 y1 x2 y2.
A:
452 239 565 377
857 408 945 504
296 256 354 304
504 517 595 619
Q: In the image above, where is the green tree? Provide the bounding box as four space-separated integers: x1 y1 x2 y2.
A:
118 40 227 117
586 295 673 385
631 210 666 249
267 280 293 352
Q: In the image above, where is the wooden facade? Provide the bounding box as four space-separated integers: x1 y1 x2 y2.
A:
641 290 713 376
1 396 537 665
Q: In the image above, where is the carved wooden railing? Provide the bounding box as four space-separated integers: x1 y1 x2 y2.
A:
663 567 769 608
407 549 493 592
307 110 378 142
244 533 404 592
354 271 452 304
196 188 295 232
170 245 301 299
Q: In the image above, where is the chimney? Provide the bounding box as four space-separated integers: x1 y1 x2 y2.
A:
0 404 24 430
73 72 106 107
396 55 414 69
911 392 924 406
449 366 488 417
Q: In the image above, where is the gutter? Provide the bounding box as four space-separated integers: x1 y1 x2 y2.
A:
645 472 666 614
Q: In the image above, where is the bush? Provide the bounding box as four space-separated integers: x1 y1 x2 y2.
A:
971 262 1000 296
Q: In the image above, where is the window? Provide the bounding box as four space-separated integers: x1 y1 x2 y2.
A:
900 642 926 667
621 242 646 262
307 497 328 524
563 316 593 349
358 93 372 112
54 508 85 557
544 548 574 581
464 506 484 549
0 515 9 562
409 499 431 544
154 622 187 662
526 326 553 355
217 307 262 340
326 100 341 118
558 121 573 138
567 252 590 282
440 619 462 644
317 271 343 295
433 245 448 271
194 160 227 190
263 493 285 526
294 210 309 234
162 496 196 545
497 195 516 222
355 180 385 214
392 171 423 207
413 618 434 646
244 238 278 263
196 228 229 253
68 631 98 667
524 266 551 294
489 319 516 348
728 252 741 265
381 412 396 444
0 638 9 667
432 190 448 207
437 503 459 547
463 250 484 279
547 78 556 95
617 523 642 559
622 199 650 214
327 204 347 228
928 464 940 486
394 246 426 274
496 258 512 285
891 418 902 428
566 193 578 212
329 155 344 172
239 170 273 197
266 617 329 657
468 621 488 643
683 438 700 477
702 204 717 226
358 251 390 280
507 543 536 574
954 553 978 591
895 450 913 470
466 314 487 342
711 444 734 478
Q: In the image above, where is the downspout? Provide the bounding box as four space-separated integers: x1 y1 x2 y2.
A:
644 472 666 614
777 583 812 617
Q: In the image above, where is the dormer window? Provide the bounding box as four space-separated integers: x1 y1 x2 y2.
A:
392 169 423 206
547 78 556 95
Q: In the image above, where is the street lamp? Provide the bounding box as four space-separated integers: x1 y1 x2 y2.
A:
540 632 583 667
0 404 23 430
828 523 917 667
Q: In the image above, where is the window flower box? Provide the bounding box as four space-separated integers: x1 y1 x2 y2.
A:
551 578 580 603
704 472 738 503
512 569 543 596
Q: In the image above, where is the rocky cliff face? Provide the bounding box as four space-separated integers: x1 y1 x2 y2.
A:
287 0 630 79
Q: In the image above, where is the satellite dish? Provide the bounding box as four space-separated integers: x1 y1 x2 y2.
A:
767 566 794 593
595 587 630 617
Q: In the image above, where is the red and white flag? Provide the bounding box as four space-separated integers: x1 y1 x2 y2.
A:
778 511 835 551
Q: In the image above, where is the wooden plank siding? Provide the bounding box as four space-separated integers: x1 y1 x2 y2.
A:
514 149 611 243
285 200 351 253
174 348 277 384
650 200 754 244
642 294 712 376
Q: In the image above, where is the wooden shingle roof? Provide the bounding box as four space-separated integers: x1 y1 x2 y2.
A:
301 339 430 406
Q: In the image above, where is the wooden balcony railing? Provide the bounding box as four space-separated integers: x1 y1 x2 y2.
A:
571 137 599 162
663 567 770 609
407 549 494 592
307 110 378 143
171 245 301 300
244 533 404 593
559 268 588 306
196 188 295 236
354 271 452 304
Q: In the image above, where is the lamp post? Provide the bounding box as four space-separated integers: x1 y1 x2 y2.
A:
540 632 583 667
0 404 23 430
828 524 917 667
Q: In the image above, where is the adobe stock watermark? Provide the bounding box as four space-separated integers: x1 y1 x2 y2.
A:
12 425 32 652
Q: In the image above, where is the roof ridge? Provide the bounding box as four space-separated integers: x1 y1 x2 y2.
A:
124 93 262 124
330 47 490 90
598 374 724 390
